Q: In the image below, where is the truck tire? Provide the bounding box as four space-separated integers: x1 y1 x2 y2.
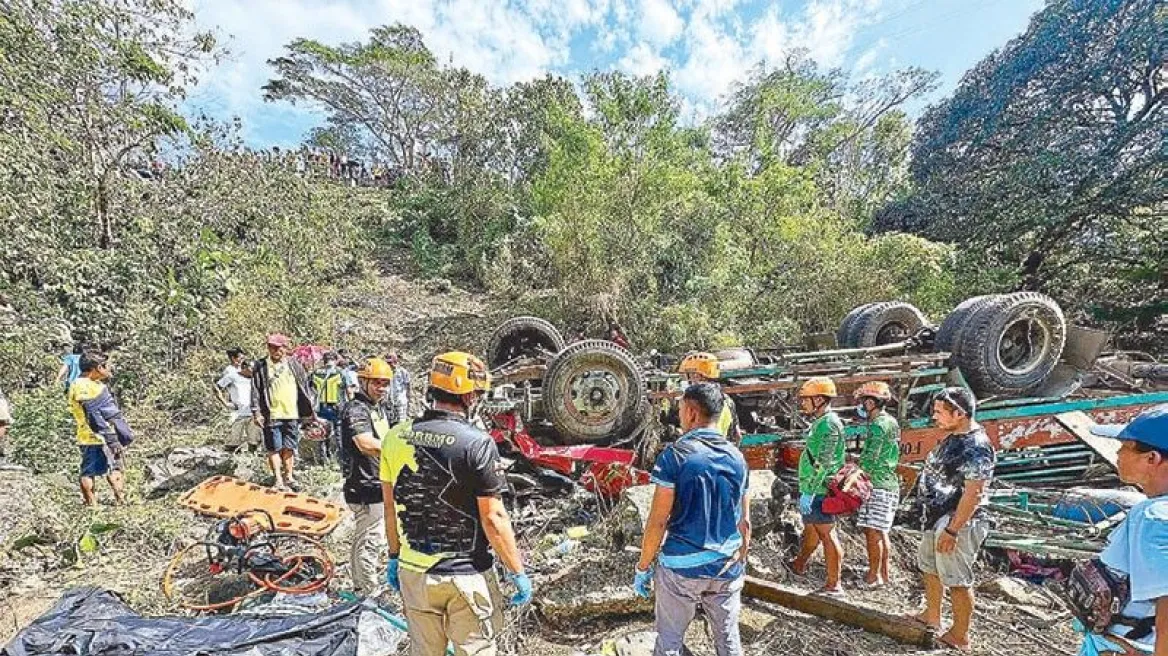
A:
836 303 876 348
935 295 994 355
486 316 565 369
953 292 1067 395
853 301 928 347
542 339 646 445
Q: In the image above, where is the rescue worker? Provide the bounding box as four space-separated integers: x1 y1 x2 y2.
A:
1078 404 1168 656
788 377 846 596
853 381 901 587
312 351 348 460
69 352 133 506
677 353 741 444
380 352 531 656
339 358 398 595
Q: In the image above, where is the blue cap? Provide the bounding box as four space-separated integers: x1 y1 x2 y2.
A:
1091 404 1168 450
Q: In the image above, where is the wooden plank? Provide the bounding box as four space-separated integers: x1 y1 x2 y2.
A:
741 576 936 648
1055 410 1120 470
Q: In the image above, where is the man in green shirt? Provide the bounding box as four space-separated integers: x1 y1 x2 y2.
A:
789 377 846 595
854 381 902 587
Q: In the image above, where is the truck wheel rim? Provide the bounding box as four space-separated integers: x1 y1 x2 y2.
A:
995 314 1051 376
565 370 624 426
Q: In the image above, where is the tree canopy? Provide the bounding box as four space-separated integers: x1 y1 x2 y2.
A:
877 0 1166 331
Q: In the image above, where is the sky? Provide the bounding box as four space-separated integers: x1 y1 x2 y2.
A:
182 0 1045 148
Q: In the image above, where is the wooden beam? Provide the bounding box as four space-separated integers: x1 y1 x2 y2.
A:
1055 410 1120 470
741 576 936 648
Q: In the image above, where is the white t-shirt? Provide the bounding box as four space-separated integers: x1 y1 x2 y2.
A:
216 365 252 420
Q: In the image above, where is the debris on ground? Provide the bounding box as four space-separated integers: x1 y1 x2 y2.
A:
145 447 240 499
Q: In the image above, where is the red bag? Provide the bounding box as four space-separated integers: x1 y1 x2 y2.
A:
821 463 873 515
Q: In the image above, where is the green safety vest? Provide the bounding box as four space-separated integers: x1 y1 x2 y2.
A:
313 370 345 405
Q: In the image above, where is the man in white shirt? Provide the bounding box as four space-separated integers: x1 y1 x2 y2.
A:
215 348 260 452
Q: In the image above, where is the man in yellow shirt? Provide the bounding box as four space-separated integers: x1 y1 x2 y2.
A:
249 334 316 490
69 352 133 506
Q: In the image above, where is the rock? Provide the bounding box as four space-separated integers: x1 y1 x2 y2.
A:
609 484 654 550
612 631 656 656
0 470 44 548
145 447 237 499
977 576 1054 607
745 470 779 537
536 552 653 626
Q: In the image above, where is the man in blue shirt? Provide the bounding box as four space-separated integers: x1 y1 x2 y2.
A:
1079 404 1168 656
634 382 751 656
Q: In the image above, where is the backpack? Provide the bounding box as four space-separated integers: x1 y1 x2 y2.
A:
1065 558 1153 639
821 463 873 515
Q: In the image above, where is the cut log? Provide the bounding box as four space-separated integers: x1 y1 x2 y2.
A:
741 577 936 648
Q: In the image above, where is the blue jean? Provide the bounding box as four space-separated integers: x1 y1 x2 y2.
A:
653 566 743 656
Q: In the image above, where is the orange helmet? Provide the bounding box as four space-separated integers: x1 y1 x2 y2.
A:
854 381 893 401
358 358 395 381
797 377 838 398
679 352 720 380
429 351 491 395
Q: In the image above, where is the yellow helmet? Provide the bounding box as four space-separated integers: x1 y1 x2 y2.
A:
429 351 491 395
797 377 838 398
853 381 893 401
679 352 720 380
358 358 395 381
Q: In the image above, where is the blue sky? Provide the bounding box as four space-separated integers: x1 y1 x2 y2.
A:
183 0 1045 148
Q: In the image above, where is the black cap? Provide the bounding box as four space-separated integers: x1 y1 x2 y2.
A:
934 387 976 418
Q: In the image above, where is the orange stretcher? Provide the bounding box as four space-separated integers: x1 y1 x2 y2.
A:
177 476 346 537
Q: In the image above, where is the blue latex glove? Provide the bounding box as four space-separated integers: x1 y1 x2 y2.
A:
385 558 401 592
507 571 533 606
633 565 654 598
799 493 815 516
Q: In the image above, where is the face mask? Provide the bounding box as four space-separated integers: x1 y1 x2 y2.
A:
857 406 868 419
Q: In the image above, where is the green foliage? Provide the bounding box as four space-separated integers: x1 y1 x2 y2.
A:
879 0 1166 332
5 388 77 474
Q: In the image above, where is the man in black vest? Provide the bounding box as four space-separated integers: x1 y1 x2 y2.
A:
339 358 399 595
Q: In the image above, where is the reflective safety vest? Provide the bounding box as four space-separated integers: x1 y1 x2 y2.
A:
717 404 734 438
313 370 345 405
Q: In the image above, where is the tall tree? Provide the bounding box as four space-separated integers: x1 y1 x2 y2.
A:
0 0 214 247
264 25 462 171
878 0 1165 325
713 53 937 223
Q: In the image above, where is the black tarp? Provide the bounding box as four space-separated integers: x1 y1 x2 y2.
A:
2 587 375 656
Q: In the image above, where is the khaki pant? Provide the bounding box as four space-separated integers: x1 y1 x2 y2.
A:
227 415 262 448
347 501 386 595
399 568 504 656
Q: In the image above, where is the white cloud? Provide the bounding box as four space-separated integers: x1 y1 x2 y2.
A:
637 0 684 46
618 43 669 76
181 0 890 146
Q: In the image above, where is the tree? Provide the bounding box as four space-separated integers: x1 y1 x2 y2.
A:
713 53 937 223
264 25 460 171
0 0 214 248
878 0 1165 327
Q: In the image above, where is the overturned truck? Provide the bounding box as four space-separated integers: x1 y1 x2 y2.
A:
482 294 1168 497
